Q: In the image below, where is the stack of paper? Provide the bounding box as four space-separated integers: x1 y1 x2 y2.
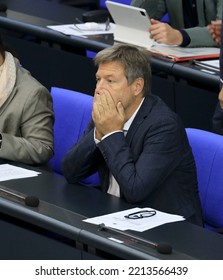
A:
84 207 185 232
149 44 220 62
47 23 115 38
192 59 220 72
0 164 41 181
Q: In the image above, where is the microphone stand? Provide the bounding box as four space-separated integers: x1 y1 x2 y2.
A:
98 223 172 254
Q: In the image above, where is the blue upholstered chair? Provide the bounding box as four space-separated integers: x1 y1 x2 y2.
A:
50 87 99 186
186 128 223 231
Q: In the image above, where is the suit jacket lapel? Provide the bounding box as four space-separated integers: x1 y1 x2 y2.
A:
125 97 152 145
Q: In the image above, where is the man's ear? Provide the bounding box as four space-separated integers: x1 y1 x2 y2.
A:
133 78 144 96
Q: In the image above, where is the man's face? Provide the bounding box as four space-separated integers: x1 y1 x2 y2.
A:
95 61 137 113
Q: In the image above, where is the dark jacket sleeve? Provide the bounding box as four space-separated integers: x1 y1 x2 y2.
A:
61 120 101 183
212 103 223 135
212 6 223 135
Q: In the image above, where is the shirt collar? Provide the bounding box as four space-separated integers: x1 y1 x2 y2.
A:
123 97 145 131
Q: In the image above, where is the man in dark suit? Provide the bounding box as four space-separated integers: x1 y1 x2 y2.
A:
62 44 203 226
208 17 223 135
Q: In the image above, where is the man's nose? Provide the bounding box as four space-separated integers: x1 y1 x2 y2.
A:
95 79 105 91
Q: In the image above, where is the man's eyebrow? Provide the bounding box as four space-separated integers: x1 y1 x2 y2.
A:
96 74 116 78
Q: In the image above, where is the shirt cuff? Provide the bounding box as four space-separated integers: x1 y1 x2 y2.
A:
179 30 191 47
94 128 123 144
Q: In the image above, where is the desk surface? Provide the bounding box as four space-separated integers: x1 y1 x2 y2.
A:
0 165 223 260
0 0 219 87
1 0 82 23
0 0 111 52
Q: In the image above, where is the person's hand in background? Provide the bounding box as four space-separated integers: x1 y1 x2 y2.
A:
150 19 183 46
207 20 222 46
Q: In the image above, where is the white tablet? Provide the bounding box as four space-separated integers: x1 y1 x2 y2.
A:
106 1 154 48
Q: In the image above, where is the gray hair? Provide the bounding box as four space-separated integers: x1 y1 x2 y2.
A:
94 44 152 97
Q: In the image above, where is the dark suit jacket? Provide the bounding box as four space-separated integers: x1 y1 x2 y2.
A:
212 103 223 135
62 95 203 226
212 5 223 135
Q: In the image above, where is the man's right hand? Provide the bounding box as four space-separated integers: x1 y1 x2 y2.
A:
92 91 125 140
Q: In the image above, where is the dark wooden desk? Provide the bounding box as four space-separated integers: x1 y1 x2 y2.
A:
0 165 223 260
0 0 109 95
0 0 220 131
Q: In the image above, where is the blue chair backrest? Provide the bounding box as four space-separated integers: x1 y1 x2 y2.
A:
186 128 223 230
50 87 99 186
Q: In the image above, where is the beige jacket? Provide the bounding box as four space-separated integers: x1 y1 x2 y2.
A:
0 57 54 165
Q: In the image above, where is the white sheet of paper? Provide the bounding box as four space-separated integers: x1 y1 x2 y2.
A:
0 164 41 181
199 59 219 68
194 59 220 70
47 23 115 38
83 207 185 232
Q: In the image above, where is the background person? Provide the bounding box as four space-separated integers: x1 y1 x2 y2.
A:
208 17 223 135
131 0 222 47
0 34 54 166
